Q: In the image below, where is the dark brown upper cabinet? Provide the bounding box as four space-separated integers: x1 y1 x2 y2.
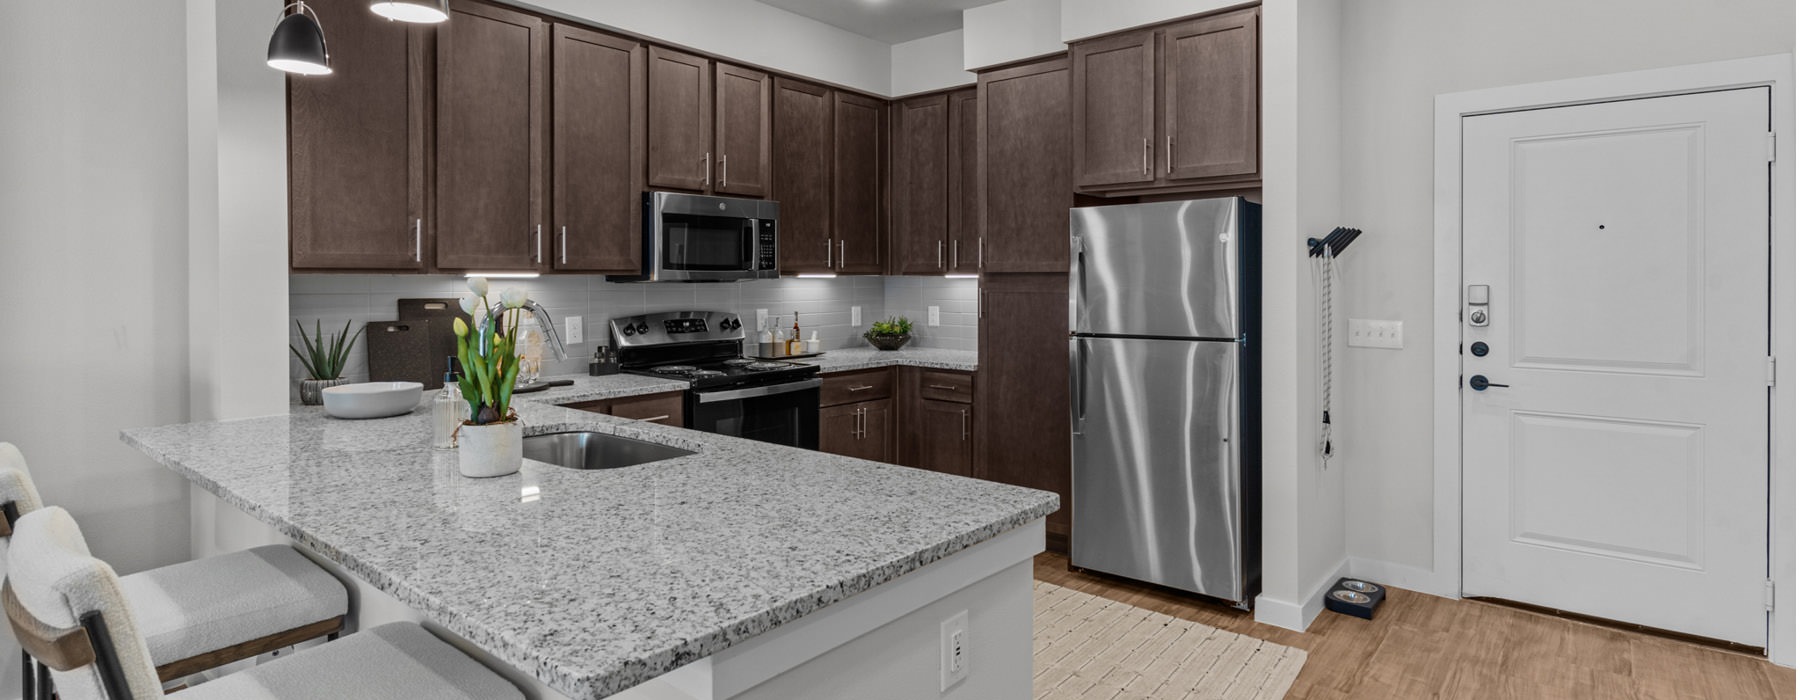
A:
890 93 949 275
832 91 885 274
646 47 712 192
647 47 771 198
946 88 979 274
551 25 644 273
1071 6 1260 196
714 63 773 197
977 55 1072 274
288 0 431 271
435 0 547 271
772 78 833 275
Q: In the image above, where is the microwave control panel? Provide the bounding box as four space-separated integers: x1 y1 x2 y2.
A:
758 221 777 271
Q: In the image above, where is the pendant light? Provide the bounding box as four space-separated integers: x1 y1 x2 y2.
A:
370 0 450 23
267 2 331 75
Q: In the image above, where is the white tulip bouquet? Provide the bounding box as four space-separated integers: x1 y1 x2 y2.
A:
453 277 532 425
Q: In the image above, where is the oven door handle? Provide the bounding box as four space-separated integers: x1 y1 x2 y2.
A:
693 378 823 404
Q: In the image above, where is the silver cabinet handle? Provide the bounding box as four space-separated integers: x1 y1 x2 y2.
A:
1166 136 1173 174
559 225 568 265
720 154 728 188
534 225 543 264
1142 138 1149 174
847 385 875 392
854 406 865 439
951 240 959 269
825 238 833 268
413 218 422 262
961 408 968 441
928 384 959 391
938 240 945 269
635 414 671 424
703 152 712 186
839 240 846 268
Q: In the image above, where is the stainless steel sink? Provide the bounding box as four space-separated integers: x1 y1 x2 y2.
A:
522 431 695 470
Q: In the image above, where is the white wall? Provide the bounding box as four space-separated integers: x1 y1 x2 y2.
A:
962 0 1064 71
1060 0 1242 42
1336 0 1795 593
892 30 974 97
510 0 892 95
0 0 195 693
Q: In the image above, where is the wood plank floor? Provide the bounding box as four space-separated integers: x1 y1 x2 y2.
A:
1034 553 1796 699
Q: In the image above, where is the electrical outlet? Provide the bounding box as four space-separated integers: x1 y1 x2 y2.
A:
940 610 969 691
928 305 942 327
1348 319 1403 349
851 306 862 327
756 309 769 330
564 316 584 345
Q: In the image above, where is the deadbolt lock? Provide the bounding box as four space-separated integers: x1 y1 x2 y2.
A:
1467 284 1490 327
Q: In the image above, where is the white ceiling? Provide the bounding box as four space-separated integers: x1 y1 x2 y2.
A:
755 0 1002 44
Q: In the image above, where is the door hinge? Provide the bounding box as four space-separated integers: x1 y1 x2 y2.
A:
1767 356 1777 387
1768 132 1778 163
1766 579 1776 612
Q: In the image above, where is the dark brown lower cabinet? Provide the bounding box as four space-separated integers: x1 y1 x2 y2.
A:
914 400 973 478
821 400 893 463
560 391 684 426
978 273 1072 549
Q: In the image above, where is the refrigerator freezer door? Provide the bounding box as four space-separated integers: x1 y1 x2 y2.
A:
1070 198 1241 339
1070 335 1243 602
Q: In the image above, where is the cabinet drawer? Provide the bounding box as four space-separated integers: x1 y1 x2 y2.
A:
609 391 685 425
918 370 973 404
821 368 893 407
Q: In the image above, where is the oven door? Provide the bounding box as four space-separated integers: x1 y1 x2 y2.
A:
646 192 775 281
687 378 822 449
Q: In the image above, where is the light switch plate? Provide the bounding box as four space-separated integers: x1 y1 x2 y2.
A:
928 306 942 327
851 306 862 327
564 316 583 345
756 309 769 330
1348 319 1403 349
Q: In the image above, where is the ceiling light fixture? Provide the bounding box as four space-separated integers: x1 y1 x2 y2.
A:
266 2 332 76
369 0 450 23
463 272 541 279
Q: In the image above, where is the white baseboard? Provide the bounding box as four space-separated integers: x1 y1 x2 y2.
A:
1254 557 1349 632
1347 556 1458 599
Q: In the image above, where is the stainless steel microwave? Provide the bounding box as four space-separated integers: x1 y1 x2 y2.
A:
617 192 779 282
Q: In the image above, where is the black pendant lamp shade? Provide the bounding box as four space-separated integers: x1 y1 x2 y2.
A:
370 0 450 23
267 2 331 76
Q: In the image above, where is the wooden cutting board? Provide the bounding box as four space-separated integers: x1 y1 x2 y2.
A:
366 319 440 389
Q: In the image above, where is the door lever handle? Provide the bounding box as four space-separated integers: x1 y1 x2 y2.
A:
1469 375 1509 391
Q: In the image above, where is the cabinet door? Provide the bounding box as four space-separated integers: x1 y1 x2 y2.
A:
289 0 429 271
647 46 712 191
946 89 979 274
714 63 772 197
890 94 949 275
608 391 684 426
978 273 1072 544
820 401 891 463
436 0 546 271
861 399 895 463
1072 30 1155 190
1161 8 1260 182
917 400 973 477
832 91 885 274
977 56 1071 274
551 25 643 273
772 78 833 274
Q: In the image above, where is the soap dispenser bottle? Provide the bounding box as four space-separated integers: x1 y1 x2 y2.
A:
432 357 465 449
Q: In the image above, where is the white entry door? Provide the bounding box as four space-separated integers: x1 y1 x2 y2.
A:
1460 87 1771 645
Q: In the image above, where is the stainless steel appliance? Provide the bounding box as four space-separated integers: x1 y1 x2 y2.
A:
1069 197 1261 608
618 192 779 282
612 311 820 448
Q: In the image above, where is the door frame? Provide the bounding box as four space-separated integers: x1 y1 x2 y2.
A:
1431 54 1795 663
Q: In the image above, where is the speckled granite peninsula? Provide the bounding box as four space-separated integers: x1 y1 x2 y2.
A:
122 393 1053 699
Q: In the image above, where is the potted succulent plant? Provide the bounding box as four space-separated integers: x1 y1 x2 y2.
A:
863 316 914 351
452 277 531 478
291 319 364 405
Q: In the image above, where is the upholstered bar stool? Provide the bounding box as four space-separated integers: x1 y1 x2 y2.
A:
0 445 346 695
6 507 524 700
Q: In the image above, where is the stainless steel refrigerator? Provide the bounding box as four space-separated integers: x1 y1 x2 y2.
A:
1069 197 1261 608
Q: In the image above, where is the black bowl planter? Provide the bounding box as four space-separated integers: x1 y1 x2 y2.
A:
865 333 911 351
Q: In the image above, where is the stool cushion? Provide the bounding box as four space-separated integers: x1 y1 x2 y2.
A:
180 622 524 700
121 545 348 665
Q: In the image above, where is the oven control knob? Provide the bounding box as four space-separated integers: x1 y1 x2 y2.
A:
634 323 649 335
718 319 731 331
728 318 741 330
621 325 636 336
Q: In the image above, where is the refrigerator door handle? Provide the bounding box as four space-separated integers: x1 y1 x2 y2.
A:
1070 234 1087 333
1070 338 1088 435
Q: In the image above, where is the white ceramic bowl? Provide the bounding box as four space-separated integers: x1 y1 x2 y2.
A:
322 381 424 419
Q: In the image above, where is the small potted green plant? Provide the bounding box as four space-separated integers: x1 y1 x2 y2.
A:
863 316 914 351
291 319 364 405
452 277 531 478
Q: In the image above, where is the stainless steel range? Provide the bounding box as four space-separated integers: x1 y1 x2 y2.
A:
611 311 821 449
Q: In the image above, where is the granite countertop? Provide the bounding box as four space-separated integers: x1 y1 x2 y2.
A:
793 347 979 374
120 399 1053 699
515 373 689 406
509 348 979 408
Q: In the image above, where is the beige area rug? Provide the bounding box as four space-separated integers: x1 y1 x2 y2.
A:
1034 581 1307 700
